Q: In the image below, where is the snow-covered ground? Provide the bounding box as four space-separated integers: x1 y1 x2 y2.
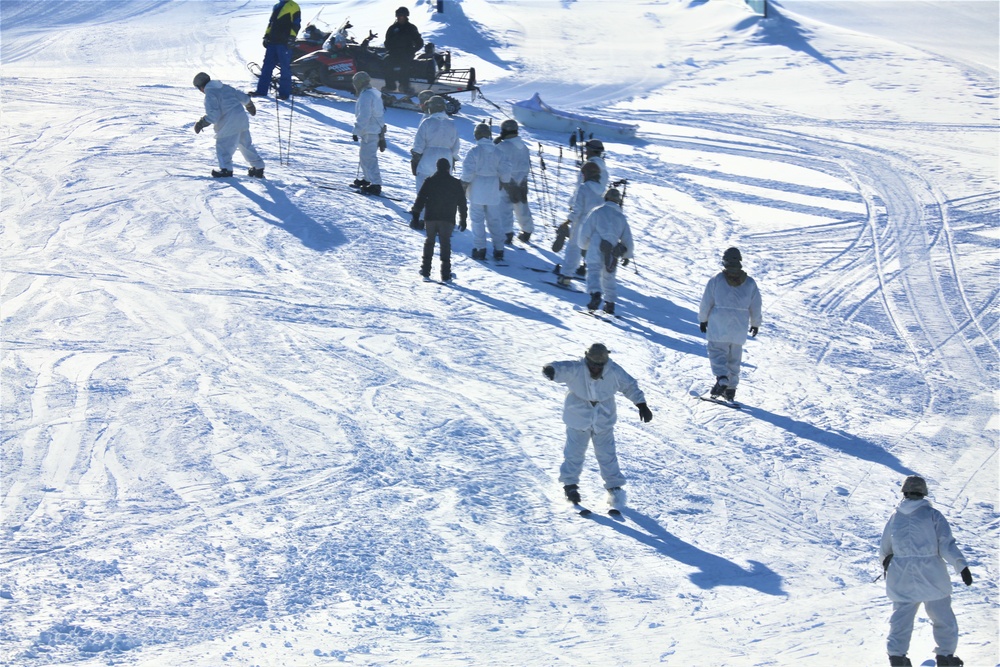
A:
1 1 997 665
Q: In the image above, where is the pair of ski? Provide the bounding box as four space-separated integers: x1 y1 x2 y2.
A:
696 391 742 410
309 178 406 202
572 503 624 519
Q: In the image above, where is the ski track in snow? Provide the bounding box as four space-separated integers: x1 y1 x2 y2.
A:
1 1 997 665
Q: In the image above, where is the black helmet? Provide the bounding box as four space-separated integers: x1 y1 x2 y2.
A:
396 6 410 16
193 72 211 89
499 119 519 136
722 247 742 268
585 139 604 154
604 188 622 203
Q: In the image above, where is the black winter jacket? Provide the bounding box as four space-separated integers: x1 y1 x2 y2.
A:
384 21 423 57
413 171 468 224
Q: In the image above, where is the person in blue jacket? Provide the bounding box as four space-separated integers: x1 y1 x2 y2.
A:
251 0 301 100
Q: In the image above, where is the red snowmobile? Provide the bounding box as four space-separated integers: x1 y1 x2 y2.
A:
251 18 477 114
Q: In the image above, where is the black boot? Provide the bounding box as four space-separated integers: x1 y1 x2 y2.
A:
587 292 602 311
889 657 912 667
211 168 233 178
563 484 581 504
710 376 728 398
517 231 531 243
603 301 615 315
493 248 505 261
504 232 515 246
575 263 587 277
248 167 265 178
472 248 487 260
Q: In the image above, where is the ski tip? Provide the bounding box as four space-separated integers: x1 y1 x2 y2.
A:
578 508 592 516
608 508 623 516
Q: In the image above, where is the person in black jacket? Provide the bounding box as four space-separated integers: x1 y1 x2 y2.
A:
383 6 423 94
411 158 468 282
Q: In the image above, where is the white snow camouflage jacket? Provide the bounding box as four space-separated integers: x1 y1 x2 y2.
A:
202 80 251 138
698 272 763 345
353 86 385 137
577 200 634 258
547 358 645 432
461 138 511 206
412 112 460 177
567 180 605 245
880 498 968 603
494 135 531 184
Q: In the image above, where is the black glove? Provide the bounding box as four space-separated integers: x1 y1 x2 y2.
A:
883 554 893 571
699 322 707 333
552 220 570 253
542 365 555 381
410 153 422 176
459 217 467 232
750 326 759 337
352 134 359 142
637 402 653 423
622 258 629 267
245 101 256 116
961 567 972 586
410 212 421 229
262 37 269 49
194 117 209 134
378 136 387 152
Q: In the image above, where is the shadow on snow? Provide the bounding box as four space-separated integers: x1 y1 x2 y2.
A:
589 508 787 596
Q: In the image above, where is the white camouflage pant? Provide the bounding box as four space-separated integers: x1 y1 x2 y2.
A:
706 341 744 387
584 244 619 303
216 130 264 171
497 195 534 235
559 426 626 489
357 133 382 185
469 203 504 251
887 597 959 657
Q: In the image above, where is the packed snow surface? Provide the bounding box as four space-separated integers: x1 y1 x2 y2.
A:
2 1 997 665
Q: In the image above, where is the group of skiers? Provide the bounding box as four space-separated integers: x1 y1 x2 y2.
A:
187 6 976 664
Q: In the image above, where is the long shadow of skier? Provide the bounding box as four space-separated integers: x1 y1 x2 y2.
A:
586 509 786 596
740 405 915 475
229 179 346 252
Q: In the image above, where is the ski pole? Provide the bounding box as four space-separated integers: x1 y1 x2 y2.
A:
285 94 295 166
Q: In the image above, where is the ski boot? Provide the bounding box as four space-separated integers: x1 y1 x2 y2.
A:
936 656 963 666
211 168 233 178
724 387 736 402
587 292 602 311
888 657 912 667
472 248 487 260
563 484 581 504
351 178 370 189
607 487 626 511
361 183 381 196
517 231 531 243
603 302 615 315
248 167 264 178
575 263 587 277
710 376 728 398
493 248 505 262
504 232 515 246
